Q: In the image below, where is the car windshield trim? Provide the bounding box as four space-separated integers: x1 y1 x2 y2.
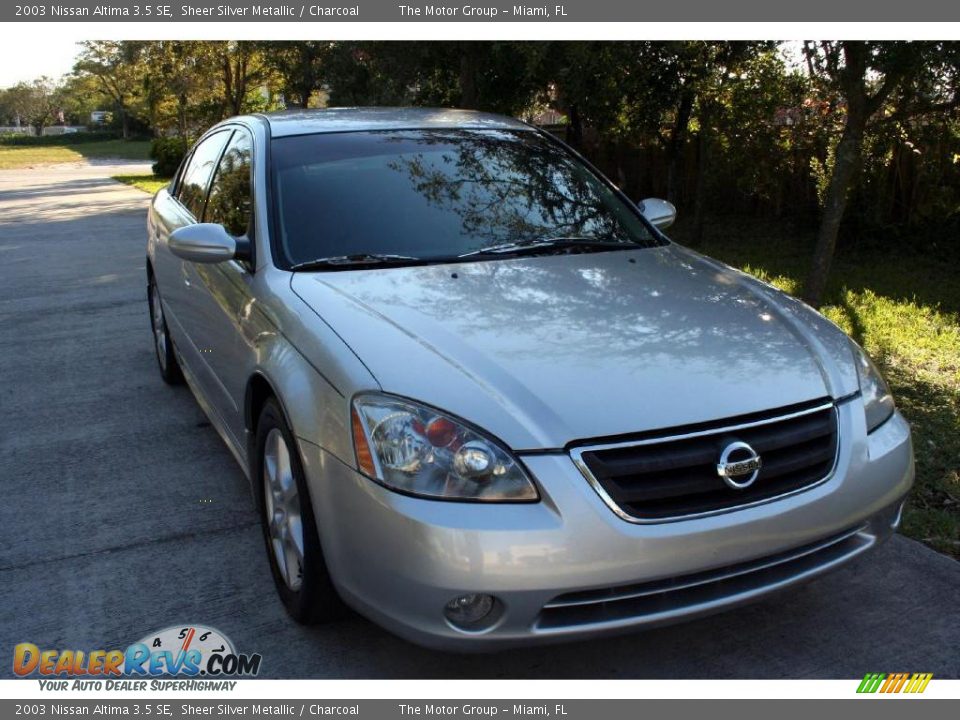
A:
290 252 424 271
457 236 635 259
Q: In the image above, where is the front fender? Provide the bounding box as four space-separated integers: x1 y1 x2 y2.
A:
242 268 380 470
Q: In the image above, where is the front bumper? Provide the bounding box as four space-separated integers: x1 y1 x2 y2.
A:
298 400 913 651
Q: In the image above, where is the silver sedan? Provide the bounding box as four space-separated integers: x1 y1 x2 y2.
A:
146 108 913 650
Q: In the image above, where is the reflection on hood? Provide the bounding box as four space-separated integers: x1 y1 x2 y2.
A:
292 245 835 449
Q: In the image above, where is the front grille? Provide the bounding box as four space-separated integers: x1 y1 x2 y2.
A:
572 401 838 521
537 525 871 630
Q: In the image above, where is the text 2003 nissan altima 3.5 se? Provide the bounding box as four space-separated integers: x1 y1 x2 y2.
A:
146 108 913 650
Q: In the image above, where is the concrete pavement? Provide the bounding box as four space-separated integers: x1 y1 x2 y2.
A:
0 161 958 679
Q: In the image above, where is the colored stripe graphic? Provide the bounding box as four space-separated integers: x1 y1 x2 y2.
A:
905 673 934 693
857 672 932 694
857 673 885 693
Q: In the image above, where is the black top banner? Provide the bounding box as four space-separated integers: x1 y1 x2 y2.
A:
5 0 960 22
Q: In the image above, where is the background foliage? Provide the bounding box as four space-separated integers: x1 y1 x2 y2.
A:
2 40 957 251
1 41 957 556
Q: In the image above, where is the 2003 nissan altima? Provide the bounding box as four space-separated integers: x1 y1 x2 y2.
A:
146 108 913 649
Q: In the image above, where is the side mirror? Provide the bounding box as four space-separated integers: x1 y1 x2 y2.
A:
169 223 241 264
639 198 677 230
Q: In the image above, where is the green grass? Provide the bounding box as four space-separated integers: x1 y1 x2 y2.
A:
112 174 170 194
672 217 960 559
79 139 151 161
0 139 151 169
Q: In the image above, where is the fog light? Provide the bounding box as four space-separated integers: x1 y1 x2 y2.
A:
444 593 496 628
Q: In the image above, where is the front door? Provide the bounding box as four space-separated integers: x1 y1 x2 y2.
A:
185 129 257 445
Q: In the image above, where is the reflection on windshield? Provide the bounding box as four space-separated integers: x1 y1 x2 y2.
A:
272 129 660 265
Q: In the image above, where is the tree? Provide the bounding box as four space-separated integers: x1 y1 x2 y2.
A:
0 87 20 126
209 42 269 117
800 42 927 307
75 41 147 139
674 42 772 241
4 78 61 134
545 42 651 147
452 42 547 114
141 41 214 137
58 73 104 126
258 41 330 108
320 42 547 116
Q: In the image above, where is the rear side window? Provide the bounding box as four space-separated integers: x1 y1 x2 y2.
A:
177 131 231 219
205 130 253 237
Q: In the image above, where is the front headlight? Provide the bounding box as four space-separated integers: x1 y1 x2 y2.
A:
350 394 539 502
851 342 895 433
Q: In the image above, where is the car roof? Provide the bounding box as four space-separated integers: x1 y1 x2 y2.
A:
256 107 533 138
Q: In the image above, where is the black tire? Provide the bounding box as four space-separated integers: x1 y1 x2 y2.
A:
148 276 184 385
255 398 344 624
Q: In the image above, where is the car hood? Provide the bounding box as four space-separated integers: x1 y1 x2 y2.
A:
291 244 858 450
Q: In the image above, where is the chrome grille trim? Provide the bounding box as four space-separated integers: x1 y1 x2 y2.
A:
536 524 873 632
543 525 862 610
570 401 839 524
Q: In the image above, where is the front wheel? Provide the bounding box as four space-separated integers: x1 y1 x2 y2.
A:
256 399 344 624
148 278 183 385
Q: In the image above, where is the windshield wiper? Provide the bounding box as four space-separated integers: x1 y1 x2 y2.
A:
290 253 423 271
457 236 630 259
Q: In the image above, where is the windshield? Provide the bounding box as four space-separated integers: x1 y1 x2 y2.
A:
270 129 661 267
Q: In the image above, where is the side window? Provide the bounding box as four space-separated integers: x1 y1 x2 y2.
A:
205 131 253 237
171 150 193 196
176 131 231 219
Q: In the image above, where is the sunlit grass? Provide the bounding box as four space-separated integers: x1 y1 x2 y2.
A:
0 145 82 168
823 291 959 558
675 217 960 558
112 174 170 195
0 140 151 169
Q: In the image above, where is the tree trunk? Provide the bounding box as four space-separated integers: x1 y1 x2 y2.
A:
222 55 234 118
120 106 130 140
177 93 187 138
233 57 247 116
458 44 479 110
692 111 712 244
223 51 247 117
666 88 694 205
296 83 312 108
802 110 866 307
567 103 583 150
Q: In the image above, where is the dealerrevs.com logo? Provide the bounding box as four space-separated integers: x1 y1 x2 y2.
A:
13 625 261 690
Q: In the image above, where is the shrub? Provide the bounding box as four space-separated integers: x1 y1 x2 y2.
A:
150 136 189 178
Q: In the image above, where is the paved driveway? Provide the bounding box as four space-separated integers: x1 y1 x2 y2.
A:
0 161 957 679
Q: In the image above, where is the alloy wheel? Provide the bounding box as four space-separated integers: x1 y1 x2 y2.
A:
150 284 168 372
263 428 305 592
